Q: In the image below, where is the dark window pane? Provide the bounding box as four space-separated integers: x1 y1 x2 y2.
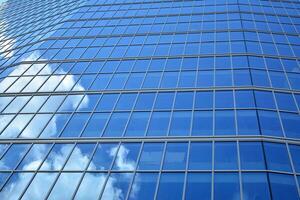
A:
185 173 211 200
269 173 299 200
214 173 240 200
163 143 188 170
189 142 212 170
215 142 238 170
242 173 271 200
156 173 184 200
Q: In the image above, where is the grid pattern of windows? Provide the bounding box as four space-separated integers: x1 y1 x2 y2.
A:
0 0 299 199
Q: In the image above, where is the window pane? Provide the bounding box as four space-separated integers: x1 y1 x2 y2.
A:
214 173 240 200
189 142 212 170
128 173 158 200
242 173 271 200
240 142 265 170
137 143 164 170
269 173 299 200
163 143 188 170
156 173 184 200
289 145 300 173
192 111 213 136
215 142 238 170
185 173 211 200
88 143 118 170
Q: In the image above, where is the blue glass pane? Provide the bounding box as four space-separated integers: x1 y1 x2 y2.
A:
128 173 158 200
112 143 141 170
138 143 164 170
194 91 213 109
154 92 174 110
215 91 234 108
237 110 260 135
264 142 292 172
242 173 271 200
214 173 240 200
215 110 236 135
258 111 283 137
82 113 110 137
88 143 118 170
185 173 211 200
156 173 184 200
215 142 238 170
280 113 300 139
125 112 150 137
255 91 276 109
134 93 155 110
189 142 212 170
163 143 188 170
290 145 300 173
147 112 171 136
240 142 265 170
192 111 213 136
173 92 194 109
103 112 130 137
269 173 299 200
169 111 192 136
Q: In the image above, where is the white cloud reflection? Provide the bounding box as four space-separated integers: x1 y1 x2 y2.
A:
0 144 137 200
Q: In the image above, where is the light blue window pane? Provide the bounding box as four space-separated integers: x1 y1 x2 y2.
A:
156 173 184 200
64 143 96 170
103 112 130 137
88 143 118 170
0 144 30 170
20 114 52 138
0 97 13 112
194 91 213 109
17 144 51 170
185 173 211 200
165 58 181 71
125 73 144 89
40 114 71 138
3 96 31 113
40 144 74 170
90 74 111 90
178 71 196 88
112 143 141 170
95 94 119 111
101 61 120 73
48 173 82 200
74 173 107 200
269 173 299 200
1 114 33 138
242 173 271 200
22 172 57 200
174 92 194 109
215 110 236 135
258 111 283 137
214 173 240 200
215 91 234 108
270 71 289 89
280 113 300 139
237 110 260 135
240 142 265 170
107 74 128 89
128 173 158 200
61 113 90 137
163 143 188 170
82 113 110 137
115 93 137 111
169 111 192 136
57 95 84 112
197 71 213 87
147 112 171 136
189 142 212 170
233 69 252 86
264 142 292 172
78 94 101 112
160 71 179 88
142 72 161 88
21 96 48 113
192 111 213 136
125 112 150 137
290 145 300 173
154 92 174 110
0 172 34 200
275 92 297 112
101 173 134 200
137 143 164 170
215 142 238 170
135 93 155 110
255 91 276 109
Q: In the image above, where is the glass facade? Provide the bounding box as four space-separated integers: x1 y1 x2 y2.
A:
0 0 299 199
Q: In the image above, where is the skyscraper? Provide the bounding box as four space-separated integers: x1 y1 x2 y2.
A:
0 0 299 199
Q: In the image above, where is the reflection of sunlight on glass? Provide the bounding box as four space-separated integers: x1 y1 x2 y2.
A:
0 143 141 200
0 51 89 138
